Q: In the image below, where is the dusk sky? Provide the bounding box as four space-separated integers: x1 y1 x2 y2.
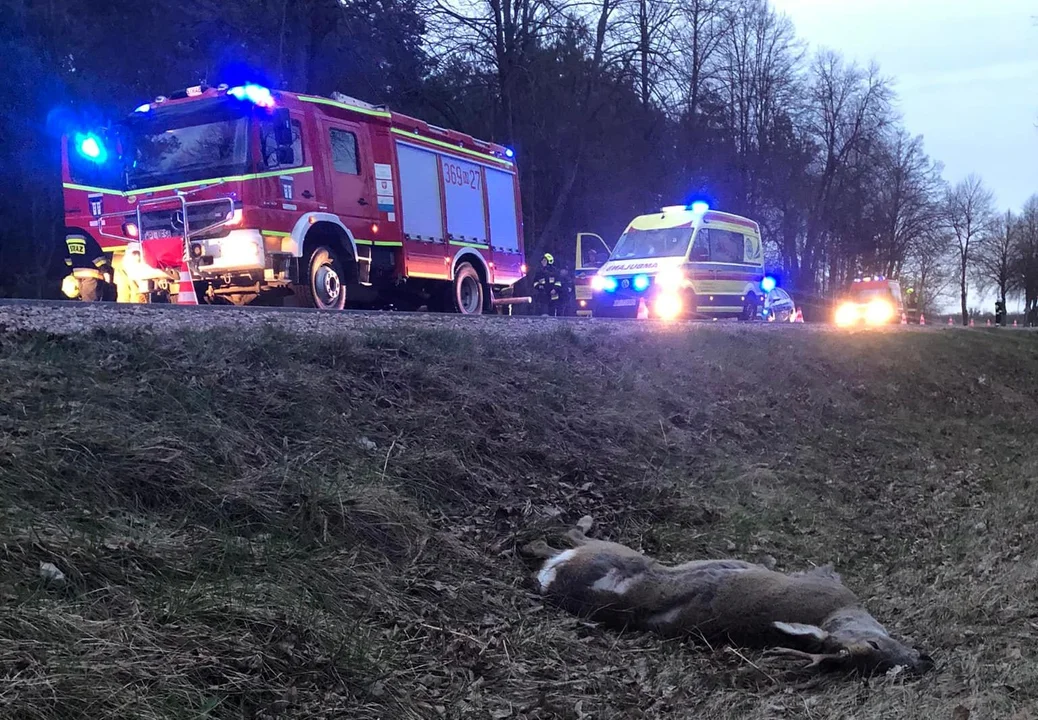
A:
771 0 1038 213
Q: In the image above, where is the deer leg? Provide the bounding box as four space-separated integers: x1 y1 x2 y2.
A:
762 647 849 670
520 540 564 559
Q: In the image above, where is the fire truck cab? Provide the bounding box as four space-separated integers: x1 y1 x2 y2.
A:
588 202 767 321
60 83 528 313
833 276 904 327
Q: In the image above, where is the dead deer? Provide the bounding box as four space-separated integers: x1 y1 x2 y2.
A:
523 528 934 675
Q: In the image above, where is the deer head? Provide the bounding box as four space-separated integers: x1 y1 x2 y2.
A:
769 607 934 675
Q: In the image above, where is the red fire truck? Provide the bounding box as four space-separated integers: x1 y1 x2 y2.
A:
60 83 529 313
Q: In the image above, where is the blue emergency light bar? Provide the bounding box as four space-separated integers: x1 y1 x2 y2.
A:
228 83 275 108
74 132 107 163
661 201 711 214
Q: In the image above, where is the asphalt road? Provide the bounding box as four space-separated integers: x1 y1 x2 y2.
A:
0 297 1028 337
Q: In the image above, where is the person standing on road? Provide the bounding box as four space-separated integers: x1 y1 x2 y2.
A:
532 253 562 316
557 267 575 317
995 299 1006 327
62 234 114 302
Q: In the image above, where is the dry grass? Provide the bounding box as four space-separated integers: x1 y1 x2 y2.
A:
1 309 1038 719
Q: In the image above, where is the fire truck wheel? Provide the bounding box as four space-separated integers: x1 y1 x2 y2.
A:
303 245 348 310
453 262 484 315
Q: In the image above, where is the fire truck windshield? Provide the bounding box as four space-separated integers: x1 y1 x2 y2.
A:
611 227 693 260
125 104 250 190
849 287 892 302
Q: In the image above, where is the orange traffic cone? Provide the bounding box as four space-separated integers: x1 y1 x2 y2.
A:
1014 319 1018 327
176 269 199 305
794 308 804 323
970 317 975 327
920 313 925 325
637 299 649 320
986 318 991 327
947 317 953 326
901 312 907 324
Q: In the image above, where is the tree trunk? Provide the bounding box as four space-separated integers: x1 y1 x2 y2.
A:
960 262 968 326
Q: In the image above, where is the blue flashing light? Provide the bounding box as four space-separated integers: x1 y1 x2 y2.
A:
504 147 515 159
761 275 777 293
74 132 107 163
228 83 275 108
633 274 650 292
135 103 151 113
603 277 618 293
690 201 710 215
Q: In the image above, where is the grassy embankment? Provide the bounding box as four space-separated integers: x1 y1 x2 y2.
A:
1 312 1037 719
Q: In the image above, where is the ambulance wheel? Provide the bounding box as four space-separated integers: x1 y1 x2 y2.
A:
453 262 484 315
302 245 347 311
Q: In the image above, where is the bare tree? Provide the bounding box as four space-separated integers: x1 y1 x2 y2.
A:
715 0 803 214
673 0 730 122
614 0 681 109
944 174 995 325
801 51 893 292
426 0 565 140
903 227 956 316
868 129 944 277
974 209 1016 311
1012 195 1038 324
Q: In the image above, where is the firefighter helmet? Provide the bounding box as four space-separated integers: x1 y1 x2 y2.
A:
543 253 554 264
61 274 80 299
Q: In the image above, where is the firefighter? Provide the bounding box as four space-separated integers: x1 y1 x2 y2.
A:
62 234 114 302
532 253 563 316
995 299 1006 327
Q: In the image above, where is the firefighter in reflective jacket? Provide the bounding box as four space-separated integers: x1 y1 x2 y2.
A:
62 235 114 302
532 253 563 316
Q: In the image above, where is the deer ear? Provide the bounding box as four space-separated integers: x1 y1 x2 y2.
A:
773 621 830 642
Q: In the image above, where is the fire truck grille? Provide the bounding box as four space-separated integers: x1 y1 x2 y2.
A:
138 201 235 239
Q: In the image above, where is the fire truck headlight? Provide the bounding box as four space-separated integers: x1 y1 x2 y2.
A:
655 292 683 321
654 267 685 290
865 298 894 325
219 234 262 266
834 302 860 327
591 274 617 292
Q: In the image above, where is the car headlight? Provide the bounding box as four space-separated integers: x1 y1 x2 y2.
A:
834 302 860 327
655 267 685 290
865 298 894 325
591 274 617 292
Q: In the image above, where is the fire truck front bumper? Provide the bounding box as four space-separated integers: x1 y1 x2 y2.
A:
191 230 267 274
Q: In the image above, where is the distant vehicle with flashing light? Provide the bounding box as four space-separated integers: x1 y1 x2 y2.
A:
588 202 768 321
760 285 797 322
59 83 528 313
833 276 905 327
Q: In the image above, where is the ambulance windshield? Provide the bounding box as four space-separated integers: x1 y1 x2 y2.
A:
124 100 250 190
610 226 693 260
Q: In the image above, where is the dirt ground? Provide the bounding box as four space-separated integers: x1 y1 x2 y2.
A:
0 304 1036 719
